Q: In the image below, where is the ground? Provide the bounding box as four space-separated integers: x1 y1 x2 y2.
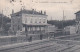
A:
1 34 80 52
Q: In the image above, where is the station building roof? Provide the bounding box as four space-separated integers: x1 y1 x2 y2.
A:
11 9 47 16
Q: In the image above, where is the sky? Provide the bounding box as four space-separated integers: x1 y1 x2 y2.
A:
0 0 80 20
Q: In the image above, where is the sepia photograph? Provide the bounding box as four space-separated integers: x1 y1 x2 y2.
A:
0 0 80 52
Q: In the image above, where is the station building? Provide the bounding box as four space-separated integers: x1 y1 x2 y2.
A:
11 9 48 40
75 11 80 34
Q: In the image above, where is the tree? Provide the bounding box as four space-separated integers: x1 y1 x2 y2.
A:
47 20 76 29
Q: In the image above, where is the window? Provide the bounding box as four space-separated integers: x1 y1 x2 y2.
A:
30 18 32 23
39 19 41 23
43 19 46 23
35 19 37 23
25 18 27 23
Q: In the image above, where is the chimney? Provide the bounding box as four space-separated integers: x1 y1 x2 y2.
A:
32 9 34 14
41 10 42 14
44 11 46 15
12 9 14 14
39 11 40 14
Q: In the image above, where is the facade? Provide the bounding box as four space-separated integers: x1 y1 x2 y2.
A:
11 9 48 39
75 11 80 34
75 11 80 21
45 25 58 38
45 25 57 33
64 26 76 35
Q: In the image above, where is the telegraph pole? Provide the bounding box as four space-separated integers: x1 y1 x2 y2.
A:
1 10 3 35
62 10 65 35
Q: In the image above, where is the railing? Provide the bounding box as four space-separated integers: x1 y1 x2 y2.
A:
28 30 45 34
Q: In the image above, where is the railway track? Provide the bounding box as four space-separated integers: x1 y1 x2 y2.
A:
1 36 80 52
0 39 56 52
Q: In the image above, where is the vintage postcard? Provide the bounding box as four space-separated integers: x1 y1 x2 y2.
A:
0 0 80 52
